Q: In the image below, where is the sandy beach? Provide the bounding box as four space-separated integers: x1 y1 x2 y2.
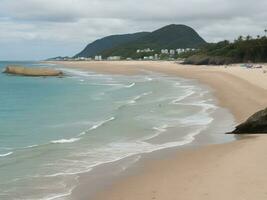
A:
54 61 267 200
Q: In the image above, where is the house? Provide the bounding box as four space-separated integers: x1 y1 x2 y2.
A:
161 49 169 54
94 55 102 61
107 56 121 61
137 48 154 53
169 49 175 55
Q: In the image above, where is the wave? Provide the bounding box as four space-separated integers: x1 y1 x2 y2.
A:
25 145 38 149
50 138 81 144
145 77 153 81
59 68 92 77
142 125 169 141
170 90 195 104
60 68 113 81
124 83 135 88
0 152 13 157
153 124 168 133
90 83 125 87
40 190 73 200
79 117 115 136
128 91 153 104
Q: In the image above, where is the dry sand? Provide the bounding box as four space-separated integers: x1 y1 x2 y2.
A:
53 61 267 200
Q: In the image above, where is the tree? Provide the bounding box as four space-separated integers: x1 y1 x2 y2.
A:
237 36 243 42
246 35 252 41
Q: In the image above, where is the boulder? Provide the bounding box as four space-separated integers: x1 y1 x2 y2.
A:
3 65 63 77
230 107 267 134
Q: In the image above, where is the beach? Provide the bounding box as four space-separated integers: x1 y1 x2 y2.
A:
52 60 267 200
54 61 267 122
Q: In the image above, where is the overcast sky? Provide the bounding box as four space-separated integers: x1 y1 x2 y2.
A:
0 0 266 60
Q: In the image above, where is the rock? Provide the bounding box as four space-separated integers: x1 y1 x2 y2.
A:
183 55 232 65
3 65 63 77
230 107 267 134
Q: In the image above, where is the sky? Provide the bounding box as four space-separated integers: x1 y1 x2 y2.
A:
0 0 266 60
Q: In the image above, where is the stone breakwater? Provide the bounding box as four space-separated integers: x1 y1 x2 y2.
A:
3 65 63 77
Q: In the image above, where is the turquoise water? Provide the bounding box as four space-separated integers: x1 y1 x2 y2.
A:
0 61 234 199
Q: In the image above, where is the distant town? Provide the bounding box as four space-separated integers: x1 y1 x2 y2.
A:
51 48 197 61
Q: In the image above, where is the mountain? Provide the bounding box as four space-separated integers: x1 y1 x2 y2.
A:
74 24 207 59
75 32 150 58
101 24 206 58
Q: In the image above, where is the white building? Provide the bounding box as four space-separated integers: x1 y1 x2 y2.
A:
161 49 169 54
176 49 185 54
94 55 102 61
169 49 175 55
107 56 121 61
137 48 154 53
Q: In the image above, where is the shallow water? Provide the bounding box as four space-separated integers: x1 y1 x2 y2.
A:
0 61 235 200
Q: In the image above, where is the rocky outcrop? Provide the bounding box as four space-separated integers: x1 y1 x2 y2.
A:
3 66 63 77
230 108 267 134
183 55 232 65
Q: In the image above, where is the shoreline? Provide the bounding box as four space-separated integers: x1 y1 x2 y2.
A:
52 61 267 200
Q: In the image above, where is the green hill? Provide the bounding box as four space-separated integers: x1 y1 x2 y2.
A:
101 24 206 58
74 24 206 59
75 32 150 58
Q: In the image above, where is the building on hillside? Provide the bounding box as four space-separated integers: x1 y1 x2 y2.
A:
143 56 154 60
137 48 154 53
176 49 185 54
161 49 169 54
94 55 102 61
107 56 121 61
169 49 175 55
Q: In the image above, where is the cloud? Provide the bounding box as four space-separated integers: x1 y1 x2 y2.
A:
0 0 267 60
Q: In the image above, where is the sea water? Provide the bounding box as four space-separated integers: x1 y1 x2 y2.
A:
0 61 235 199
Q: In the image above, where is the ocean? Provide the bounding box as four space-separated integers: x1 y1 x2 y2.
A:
0 61 235 200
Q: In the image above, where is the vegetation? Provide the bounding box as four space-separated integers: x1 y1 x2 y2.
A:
74 24 207 59
184 34 267 65
75 32 150 58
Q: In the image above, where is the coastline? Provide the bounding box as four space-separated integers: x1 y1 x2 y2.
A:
52 61 267 200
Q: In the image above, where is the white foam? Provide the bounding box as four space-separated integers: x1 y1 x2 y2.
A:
170 90 195 105
145 77 153 81
39 190 72 200
124 83 135 88
79 117 115 136
59 68 92 77
153 124 168 132
25 145 39 148
51 138 80 144
0 152 13 157
128 91 153 104
91 83 124 87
